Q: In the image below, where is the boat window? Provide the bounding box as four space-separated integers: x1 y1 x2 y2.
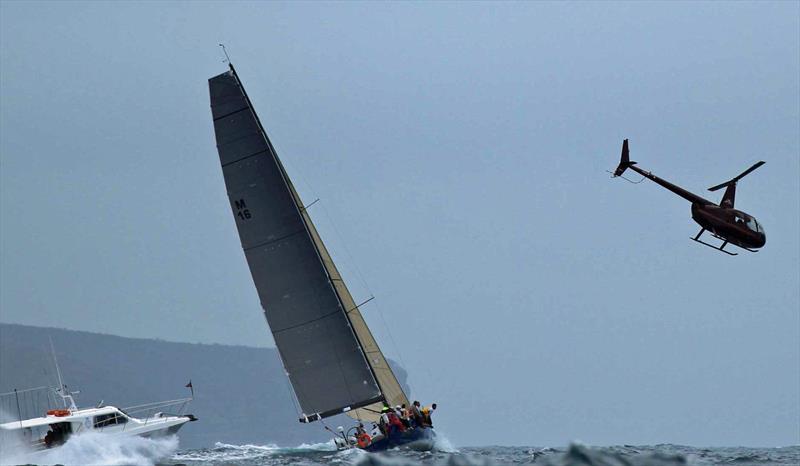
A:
93 412 127 428
93 413 113 428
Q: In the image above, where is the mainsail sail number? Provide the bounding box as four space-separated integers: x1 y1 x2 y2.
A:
234 199 252 220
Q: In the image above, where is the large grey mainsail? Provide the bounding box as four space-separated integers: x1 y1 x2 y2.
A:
209 64 407 422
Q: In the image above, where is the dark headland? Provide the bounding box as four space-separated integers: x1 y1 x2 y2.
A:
0 323 410 449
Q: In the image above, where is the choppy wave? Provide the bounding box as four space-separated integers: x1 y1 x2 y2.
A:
2 438 797 466
172 439 339 462
167 442 800 466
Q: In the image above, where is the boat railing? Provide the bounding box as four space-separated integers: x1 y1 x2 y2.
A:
121 397 192 428
0 386 59 424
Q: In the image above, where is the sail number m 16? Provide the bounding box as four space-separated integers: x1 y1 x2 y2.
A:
235 199 252 220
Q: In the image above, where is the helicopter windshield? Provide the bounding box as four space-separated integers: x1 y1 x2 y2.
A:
743 216 764 233
734 214 761 233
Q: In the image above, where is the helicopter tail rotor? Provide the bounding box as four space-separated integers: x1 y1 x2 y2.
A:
613 139 637 177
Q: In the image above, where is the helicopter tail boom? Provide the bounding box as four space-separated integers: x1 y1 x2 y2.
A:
613 139 637 177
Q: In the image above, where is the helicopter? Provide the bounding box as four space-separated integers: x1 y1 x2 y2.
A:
612 139 766 256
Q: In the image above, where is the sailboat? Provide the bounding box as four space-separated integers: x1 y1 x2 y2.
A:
207 63 436 452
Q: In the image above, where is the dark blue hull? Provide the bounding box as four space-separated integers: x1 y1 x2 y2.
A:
363 426 436 452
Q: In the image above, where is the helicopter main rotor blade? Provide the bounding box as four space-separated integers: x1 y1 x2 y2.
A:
708 161 765 191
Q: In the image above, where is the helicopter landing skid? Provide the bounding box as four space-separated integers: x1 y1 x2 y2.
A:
691 228 738 256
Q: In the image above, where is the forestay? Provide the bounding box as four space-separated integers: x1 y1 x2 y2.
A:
208 65 407 422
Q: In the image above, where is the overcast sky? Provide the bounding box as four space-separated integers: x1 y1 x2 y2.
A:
1 1 798 448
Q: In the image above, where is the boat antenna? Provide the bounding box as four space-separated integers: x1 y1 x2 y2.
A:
49 337 77 410
49 337 65 394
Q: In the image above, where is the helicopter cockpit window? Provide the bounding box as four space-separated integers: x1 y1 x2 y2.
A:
745 217 759 232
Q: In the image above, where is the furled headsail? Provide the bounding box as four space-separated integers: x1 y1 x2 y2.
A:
208 64 408 422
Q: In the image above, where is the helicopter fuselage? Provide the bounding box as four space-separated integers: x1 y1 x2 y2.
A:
691 204 766 250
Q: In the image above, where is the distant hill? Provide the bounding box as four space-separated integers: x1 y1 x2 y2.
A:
0 323 410 449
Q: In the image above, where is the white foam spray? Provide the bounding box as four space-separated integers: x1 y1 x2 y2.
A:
173 439 339 463
0 432 178 466
0 407 36 464
432 433 458 453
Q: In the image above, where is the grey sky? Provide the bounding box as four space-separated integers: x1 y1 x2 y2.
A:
1 1 798 448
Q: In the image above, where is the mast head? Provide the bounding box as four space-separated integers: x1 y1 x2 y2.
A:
218 43 235 74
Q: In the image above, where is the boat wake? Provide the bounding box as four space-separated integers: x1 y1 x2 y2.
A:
0 432 178 466
172 440 343 463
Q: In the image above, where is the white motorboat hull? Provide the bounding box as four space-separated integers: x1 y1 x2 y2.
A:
13 415 194 463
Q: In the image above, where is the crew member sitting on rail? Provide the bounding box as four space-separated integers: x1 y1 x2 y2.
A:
421 403 437 427
386 406 406 434
379 406 390 435
411 401 425 427
397 405 411 428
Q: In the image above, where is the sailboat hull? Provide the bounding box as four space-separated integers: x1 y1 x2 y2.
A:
363 426 436 452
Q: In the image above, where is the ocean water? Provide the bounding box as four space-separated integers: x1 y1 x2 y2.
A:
2 435 797 466
168 442 800 466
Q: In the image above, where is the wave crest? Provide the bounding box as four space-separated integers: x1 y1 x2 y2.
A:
1 432 178 466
